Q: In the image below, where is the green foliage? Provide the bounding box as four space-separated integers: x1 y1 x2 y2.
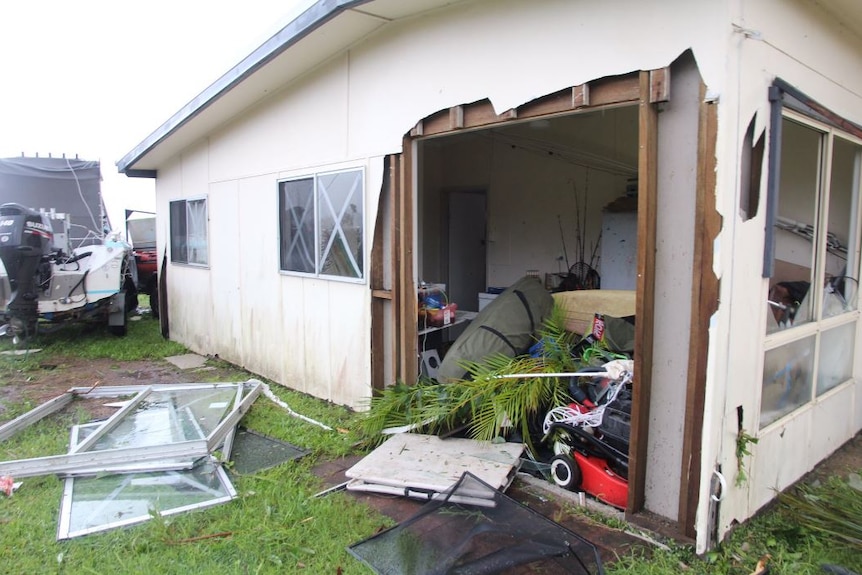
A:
735 428 759 487
778 473 862 551
358 304 585 454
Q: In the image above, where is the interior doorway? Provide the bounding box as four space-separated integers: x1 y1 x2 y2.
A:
446 189 487 314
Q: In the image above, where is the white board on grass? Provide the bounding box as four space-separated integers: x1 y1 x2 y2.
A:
345 433 523 500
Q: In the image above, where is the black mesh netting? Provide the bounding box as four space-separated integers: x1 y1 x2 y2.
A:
348 472 604 575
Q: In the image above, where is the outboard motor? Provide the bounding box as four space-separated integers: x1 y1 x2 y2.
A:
0 203 53 338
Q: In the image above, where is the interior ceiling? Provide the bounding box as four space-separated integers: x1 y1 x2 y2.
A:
430 106 640 177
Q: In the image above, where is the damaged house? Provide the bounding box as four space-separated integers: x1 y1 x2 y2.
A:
117 0 862 553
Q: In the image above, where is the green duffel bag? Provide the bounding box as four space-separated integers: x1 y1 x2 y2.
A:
437 276 554 382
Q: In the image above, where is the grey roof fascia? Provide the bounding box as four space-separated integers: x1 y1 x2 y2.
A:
116 0 372 175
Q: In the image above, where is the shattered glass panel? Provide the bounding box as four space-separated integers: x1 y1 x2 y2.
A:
58 421 236 539
349 472 604 575
56 384 244 540
228 428 308 475
58 456 234 539
89 386 238 450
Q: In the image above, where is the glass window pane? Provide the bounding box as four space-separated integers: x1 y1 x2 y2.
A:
318 170 364 278
823 137 860 319
761 335 815 428
90 387 238 450
768 118 821 333
186 199 208 265
817 322 856 395
169 200 187 264
61 458 234 539
279 179 315 273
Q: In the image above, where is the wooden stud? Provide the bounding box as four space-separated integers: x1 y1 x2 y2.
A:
649 67 671 103
678 89 720 537
628 70 658 514
399 139 418 385
370 156 396 391
572 84 590 108
410 121 424 137
393 153 405 382
450 105 464 130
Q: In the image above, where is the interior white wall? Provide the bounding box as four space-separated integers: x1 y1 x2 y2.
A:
419 117 636 293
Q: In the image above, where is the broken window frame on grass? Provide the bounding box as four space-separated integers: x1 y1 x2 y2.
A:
0 380 263 539
0 380 262 478
57 422 237 540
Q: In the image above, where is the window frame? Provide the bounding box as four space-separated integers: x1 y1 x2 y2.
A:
169 196 209 267
277 167 366 283
760 106 862 431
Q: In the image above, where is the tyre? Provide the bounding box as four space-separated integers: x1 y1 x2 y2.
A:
550 453 581 491
148 276 159 319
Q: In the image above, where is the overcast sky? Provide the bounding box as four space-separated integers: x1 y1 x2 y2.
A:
0 0 310 230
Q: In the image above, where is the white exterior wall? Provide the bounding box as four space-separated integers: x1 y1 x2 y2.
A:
148 0 862 549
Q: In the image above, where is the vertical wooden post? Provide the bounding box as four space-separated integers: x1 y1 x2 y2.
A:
628 71 658 513
679 89 720 536
395 139 418 385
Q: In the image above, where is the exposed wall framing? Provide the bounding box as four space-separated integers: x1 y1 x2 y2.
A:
678 88 720 537
380 68 673 515
408 72 652 139
628 70 659 514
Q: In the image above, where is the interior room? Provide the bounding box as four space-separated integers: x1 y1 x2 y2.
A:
415 105 640 359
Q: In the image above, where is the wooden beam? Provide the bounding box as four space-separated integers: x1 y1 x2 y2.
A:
649 67 671 103
628 71 658 514
679 90 720 536
461 101 497 127
371 289 392 300
588 74 641 107
414 74 640 138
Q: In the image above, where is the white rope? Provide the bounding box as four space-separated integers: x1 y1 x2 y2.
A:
261 383 332 431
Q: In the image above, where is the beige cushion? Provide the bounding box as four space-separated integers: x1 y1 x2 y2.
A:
552 290 636 335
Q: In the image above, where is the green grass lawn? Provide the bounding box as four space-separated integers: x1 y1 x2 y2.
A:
0 308 860 574
0 310 389 574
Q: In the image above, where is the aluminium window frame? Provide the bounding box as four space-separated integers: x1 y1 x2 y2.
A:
169 196 210 266
277 166 366 283
759 94 862 432
0 380 263 478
